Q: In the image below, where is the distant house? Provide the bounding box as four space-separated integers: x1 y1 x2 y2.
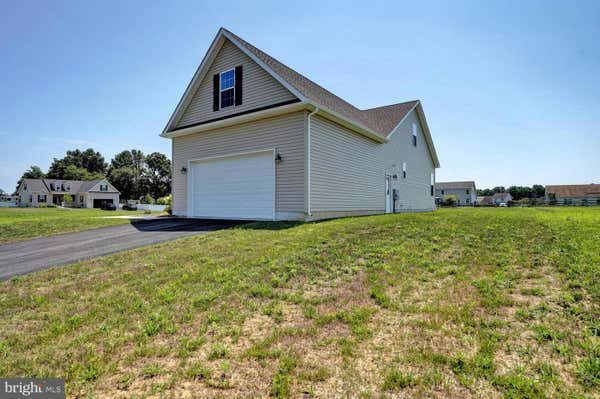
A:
0 194 19 207
435 181 477 206
492 192 513 205
17 179 120 208
477 195 494 206
545 184 600 206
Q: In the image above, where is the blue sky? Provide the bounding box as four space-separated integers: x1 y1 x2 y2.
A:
1 0 599 193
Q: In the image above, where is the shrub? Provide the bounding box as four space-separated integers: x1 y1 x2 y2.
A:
63 194 73 203
156 195 171 205
443 195 458 207
141 194 155 204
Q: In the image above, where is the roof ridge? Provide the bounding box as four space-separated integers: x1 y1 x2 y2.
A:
223 29 365 112
361 100 419 112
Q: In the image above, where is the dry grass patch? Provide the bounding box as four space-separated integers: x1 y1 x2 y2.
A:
1 207 599 398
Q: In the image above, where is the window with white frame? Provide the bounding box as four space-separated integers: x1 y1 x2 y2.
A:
412 123 417 147
38 194 46 203
430 173 434 196
402 162 407 178
220 69 235 108
100 184 108 192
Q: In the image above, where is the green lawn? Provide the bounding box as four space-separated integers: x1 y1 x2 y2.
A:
0 207 160 244
0 207 598 398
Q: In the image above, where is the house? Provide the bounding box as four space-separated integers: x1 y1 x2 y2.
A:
545 184 600 206
492 192 513 205
0 194 19 207
160 28 440 221
17 179 120 208
477 195 494 206
434 181 477 206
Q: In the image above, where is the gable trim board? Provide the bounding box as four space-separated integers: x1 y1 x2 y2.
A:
163 28 440 221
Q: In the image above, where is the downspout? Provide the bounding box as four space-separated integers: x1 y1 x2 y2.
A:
307 107 319 217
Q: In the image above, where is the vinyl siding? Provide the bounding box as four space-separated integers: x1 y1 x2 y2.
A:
310 116 383 212
383 111 436 211
176 39 297 128
171 112 306 215
310 110 436 214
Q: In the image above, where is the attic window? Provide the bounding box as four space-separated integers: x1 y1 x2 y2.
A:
412 123 417 147
220 69 235 108
100 184 108 192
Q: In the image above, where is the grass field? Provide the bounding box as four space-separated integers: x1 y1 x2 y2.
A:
0 207 161 243
0 207 598 398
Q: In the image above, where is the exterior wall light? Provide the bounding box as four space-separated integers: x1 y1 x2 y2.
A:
275 153 283 163
180 167 187 174
392 174 398 179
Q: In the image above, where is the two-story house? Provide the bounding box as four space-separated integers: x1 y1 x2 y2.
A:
161 28 440 221
435 181 477 206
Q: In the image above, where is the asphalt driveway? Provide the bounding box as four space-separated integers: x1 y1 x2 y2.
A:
0 218 243 280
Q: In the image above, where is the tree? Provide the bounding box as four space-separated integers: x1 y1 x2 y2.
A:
16 165 45 193
108 167 137 200
532 185 545 198
47 148 107 179
108 149 147 200
145 152 171 199
110 150 134 170
492 186 506 194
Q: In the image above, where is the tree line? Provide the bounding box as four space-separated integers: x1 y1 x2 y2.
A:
16 148 171 201
477 185 546 200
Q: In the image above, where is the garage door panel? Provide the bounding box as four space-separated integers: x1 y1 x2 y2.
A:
190 151 275 219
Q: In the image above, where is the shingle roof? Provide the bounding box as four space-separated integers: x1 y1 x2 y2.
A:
21 179 113 194
224 29 417 138
21 179 50 193
546 184 600 198
435 181 476 190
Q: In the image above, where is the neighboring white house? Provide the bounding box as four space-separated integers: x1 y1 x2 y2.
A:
161 28 440 221
0 194 19 207
545 184 600 205
492 192 513 205
435 181 477 206
17 178 120 208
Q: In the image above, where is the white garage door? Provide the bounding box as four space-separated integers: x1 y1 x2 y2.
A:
189 150 275 220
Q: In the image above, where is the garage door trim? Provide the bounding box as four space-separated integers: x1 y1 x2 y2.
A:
187 148 276 220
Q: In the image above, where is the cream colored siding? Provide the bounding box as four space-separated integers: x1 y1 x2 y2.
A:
382 111 436 211
310 116 383 212
171 112 306 216
176 40 297 128
310 110 436 215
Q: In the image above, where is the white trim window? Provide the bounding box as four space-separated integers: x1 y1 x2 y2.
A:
430 172 434 196
412 123 417 147
402 162 407 178
220 69 235 108
99 184 108 192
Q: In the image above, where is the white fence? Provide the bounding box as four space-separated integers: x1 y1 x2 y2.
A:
117 203 167 212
